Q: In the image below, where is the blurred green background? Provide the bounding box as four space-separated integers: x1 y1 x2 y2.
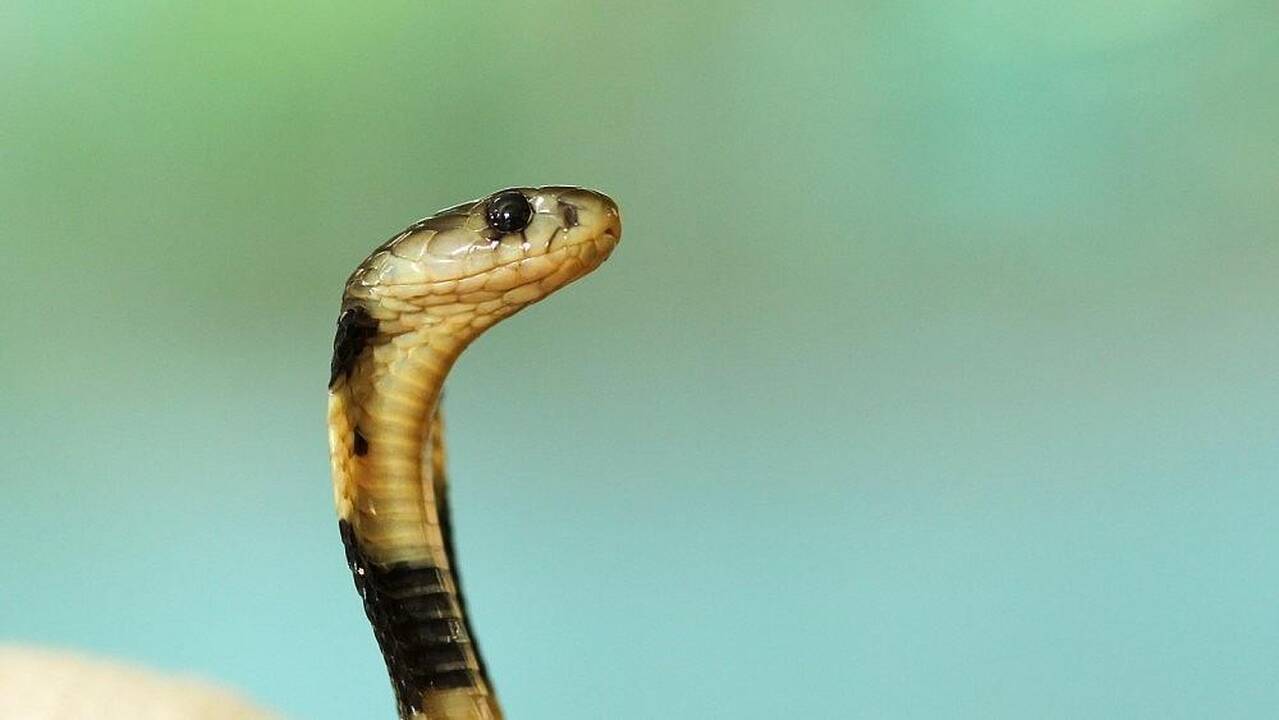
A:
3 2 1278 718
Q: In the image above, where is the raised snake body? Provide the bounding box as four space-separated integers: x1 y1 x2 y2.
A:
327 187 621 719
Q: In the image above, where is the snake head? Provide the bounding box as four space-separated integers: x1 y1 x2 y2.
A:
343 185 621 342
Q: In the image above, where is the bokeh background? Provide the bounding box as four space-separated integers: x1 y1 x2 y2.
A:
3 2 1278 718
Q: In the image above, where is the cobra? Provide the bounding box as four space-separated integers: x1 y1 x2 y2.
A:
327 186 622 719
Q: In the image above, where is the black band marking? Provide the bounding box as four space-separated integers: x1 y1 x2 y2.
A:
353 428 368 456
339 520 479 716
329 306 378 389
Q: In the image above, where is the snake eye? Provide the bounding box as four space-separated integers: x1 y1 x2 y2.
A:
484 191 533 234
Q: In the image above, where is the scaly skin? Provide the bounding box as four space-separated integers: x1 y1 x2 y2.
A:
327 187 621 719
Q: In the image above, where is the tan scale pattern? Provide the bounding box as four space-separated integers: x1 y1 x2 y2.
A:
327 187 620 720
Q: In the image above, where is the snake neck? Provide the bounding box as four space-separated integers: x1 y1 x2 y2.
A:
329 338 503 720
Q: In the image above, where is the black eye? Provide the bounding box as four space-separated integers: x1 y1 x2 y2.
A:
484 191 533 234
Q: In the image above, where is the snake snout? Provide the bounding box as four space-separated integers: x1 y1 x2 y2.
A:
552 187 621 249
601 198 622 242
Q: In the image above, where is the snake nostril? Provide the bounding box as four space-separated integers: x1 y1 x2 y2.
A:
560 203 579 228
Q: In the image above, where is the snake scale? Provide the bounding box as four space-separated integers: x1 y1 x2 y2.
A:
326 187 621 719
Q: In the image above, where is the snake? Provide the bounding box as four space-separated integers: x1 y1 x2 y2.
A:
326 186 621 720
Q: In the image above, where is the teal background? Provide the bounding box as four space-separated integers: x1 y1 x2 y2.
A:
3 2 1278 718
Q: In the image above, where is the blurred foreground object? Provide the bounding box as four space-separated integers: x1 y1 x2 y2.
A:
0 646 278 720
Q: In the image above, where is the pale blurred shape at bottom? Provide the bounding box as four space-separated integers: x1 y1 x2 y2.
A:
0 646 279 720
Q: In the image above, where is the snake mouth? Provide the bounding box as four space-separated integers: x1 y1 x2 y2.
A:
467 198 618 296
347 187 620 298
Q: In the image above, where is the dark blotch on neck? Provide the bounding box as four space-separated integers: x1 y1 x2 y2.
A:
329 306 379 389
